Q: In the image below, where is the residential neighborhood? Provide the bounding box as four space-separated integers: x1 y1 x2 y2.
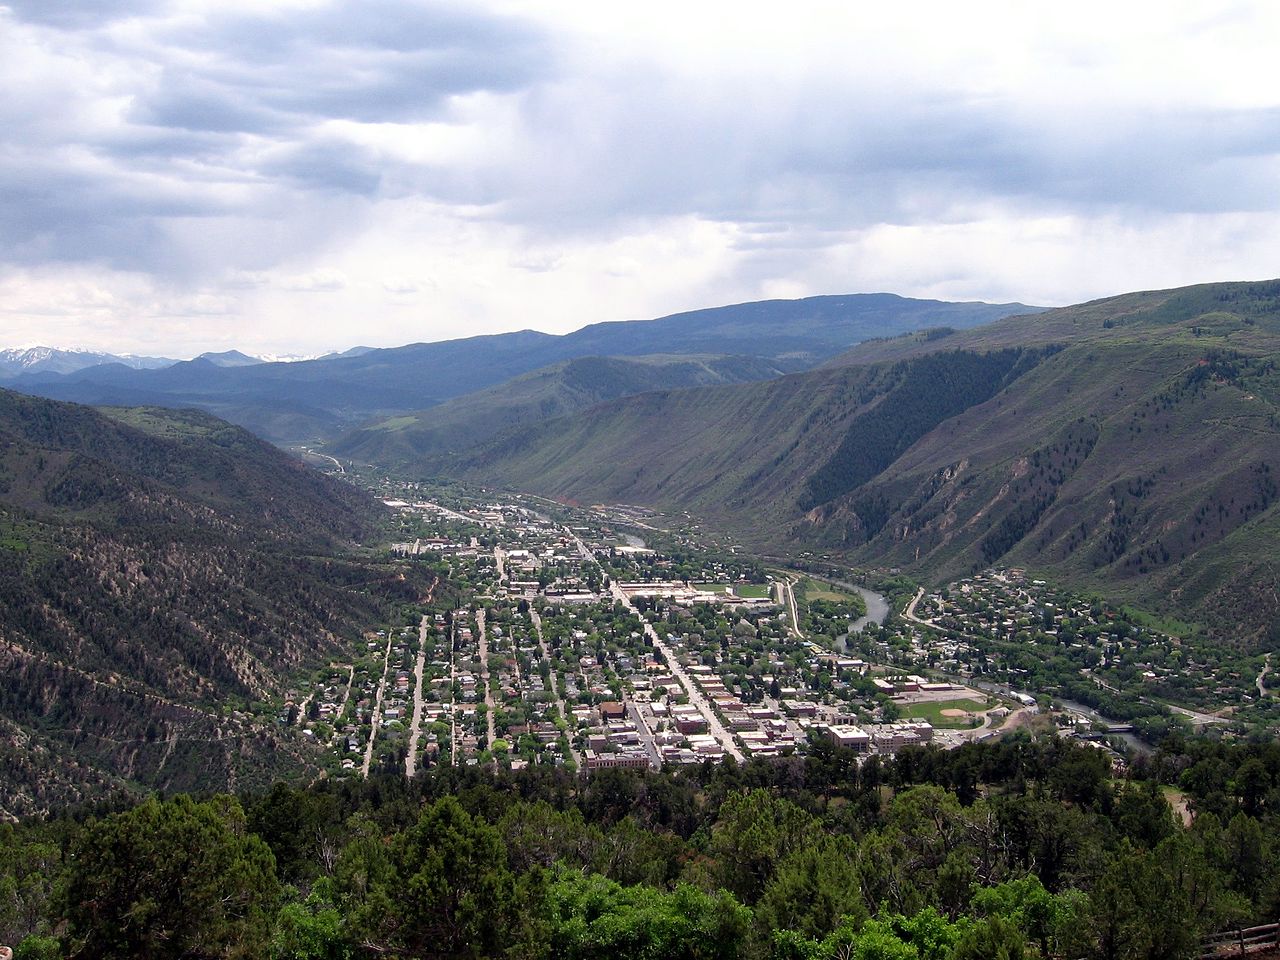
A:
277 485 1079 779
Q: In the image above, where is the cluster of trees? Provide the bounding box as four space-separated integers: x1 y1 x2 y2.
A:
4 733 1280 959
802 349 1045 511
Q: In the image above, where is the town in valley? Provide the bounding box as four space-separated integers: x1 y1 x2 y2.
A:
266 474 1272 782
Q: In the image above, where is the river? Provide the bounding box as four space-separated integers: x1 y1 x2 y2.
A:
1052 697 1153 756
812 578 890 650
847 585 890 633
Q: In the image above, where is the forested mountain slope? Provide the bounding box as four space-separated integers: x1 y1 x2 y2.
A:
0 390 422 817
442 280 1280 641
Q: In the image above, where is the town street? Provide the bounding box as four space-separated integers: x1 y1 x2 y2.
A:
609 580 744 762
405 613 430 779
530 607 580 766
360 625 394 777
476 608 498 748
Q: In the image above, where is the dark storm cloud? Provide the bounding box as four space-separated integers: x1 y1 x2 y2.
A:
3 0 160 29
483 80 1280 238
0 0 554 272
4 0 1280 299
261 140 384 196
136 0 551 130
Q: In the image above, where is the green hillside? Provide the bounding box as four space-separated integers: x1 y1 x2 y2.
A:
0 390 423 817
330 354 796 466
439 280 1280 643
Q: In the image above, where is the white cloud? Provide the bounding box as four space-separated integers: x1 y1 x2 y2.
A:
2 0 1280 355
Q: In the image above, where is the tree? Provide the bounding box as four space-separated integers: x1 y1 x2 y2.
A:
60 795 280 960
971 875 1088 958
951 915 1026 960
0 829 59 948
344 796 526 959
755 835 867 941
546 871 751 960
270 884 350 960
707 790 818 904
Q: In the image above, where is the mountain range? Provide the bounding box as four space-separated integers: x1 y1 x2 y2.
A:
7 294 1037 442
0 346 176 378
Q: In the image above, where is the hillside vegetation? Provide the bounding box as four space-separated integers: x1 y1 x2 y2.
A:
4 736 1279 960
0 390 423 817
331 354 795 466
438 280 1280 643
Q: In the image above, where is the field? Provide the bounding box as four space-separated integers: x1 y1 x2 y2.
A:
1119 605 1200 639
901 697 992 728
798 578 857 602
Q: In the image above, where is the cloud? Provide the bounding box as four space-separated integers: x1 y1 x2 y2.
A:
2 1 1280 355
2 0 160 29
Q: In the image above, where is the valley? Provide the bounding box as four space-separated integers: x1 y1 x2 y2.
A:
261 470 1277 792
5 278 1278 820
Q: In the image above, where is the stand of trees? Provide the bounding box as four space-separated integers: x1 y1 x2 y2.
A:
3 732 1280 959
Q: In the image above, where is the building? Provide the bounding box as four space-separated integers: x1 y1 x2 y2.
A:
824 724 872 753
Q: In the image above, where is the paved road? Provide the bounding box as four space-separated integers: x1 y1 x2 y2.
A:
560 523 743 762
609 581 744 762
361 625 395 777
405 613 430 779
476 608 498 748
900 586 993 645
627 701 662 769
902 587 930 626
335 670 355 737
448 616 459 766
424 500 489 527
304 450 346 474
1163 702 1229 726
780 577 804 638
530 607 581 766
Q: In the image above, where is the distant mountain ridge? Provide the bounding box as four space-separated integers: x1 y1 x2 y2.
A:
0 346 176 378
195 349 263 367
8 294 1040 442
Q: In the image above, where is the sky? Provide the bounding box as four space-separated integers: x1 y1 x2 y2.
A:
2 0 1280 357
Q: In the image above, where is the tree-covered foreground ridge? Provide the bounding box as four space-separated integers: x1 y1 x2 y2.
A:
3 733 1280 960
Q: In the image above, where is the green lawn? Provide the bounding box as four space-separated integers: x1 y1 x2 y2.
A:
902 697 992 728
733 583 773 599
1119 605 1200 639
798 578 856 602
